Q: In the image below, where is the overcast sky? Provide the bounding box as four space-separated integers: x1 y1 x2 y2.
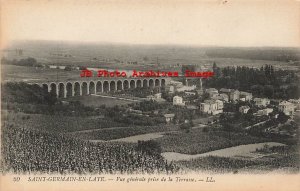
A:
1 0 300 47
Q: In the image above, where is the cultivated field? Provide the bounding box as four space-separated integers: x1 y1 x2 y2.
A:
155 128 271 155
1 111 126 133
72 126 169 141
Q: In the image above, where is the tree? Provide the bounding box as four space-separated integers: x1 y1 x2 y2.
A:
180 122 192 133
201 92 210 101
143 56 149 61
245 111 254 122
64 66 73 71
79 66 87 70
264 85 274 98
277 112 289 124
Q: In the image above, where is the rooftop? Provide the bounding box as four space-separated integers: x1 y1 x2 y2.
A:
164 114 175 117
279 101 293 106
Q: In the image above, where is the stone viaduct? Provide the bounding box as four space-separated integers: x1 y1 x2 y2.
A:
33 77 168 98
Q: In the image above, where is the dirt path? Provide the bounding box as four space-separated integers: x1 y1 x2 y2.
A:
67 126 133 134
162 142 285 161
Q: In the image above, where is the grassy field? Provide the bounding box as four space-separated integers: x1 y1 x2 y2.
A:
155 127 271 155
63 95 136 107
72 125 169 141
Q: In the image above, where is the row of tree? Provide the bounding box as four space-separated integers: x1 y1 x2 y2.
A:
205 64 299 99
1 57 43 67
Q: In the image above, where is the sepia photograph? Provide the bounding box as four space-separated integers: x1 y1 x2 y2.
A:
0 0 300 190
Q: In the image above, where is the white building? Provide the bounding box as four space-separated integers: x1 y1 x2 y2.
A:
229 90 240 102
200 99 223 115
254 98 270 107
146 95 155 100
257 108 273 116
211 93 229 103
177 85 196 92
154 93 161 99
185 91 196 96
279 101 295 116
169 85 175 93
219 88 240 102
169 80 183 86
205 88 218 97
164 113 175 123
239 106 250 114
219 93 229 102
173 96 185 106
220 88 232 94
146 93 165 102
215 100 224 110
288 99 300 110
240 91 253 101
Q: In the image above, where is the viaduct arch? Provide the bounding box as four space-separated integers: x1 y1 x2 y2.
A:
36 77 167 98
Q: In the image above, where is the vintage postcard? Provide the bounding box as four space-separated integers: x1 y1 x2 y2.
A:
0 0 299 190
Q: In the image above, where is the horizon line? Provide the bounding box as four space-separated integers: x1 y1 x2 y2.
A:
7 39 300 49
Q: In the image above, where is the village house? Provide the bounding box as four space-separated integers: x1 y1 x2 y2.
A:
288 99 300 110
168 85 175 94
240 91 253 101
146 95 155 100
173 96 185 106
211 95 221 100
239 105 250 114
200 99 223 115
215 100 224 110
146 93 165 102
256 108 273 116
154 93 162 99
219 88 240 102
219 93 229 102
219 88 232 94
177 85 197 92
205 88 219 98
164 113 175 123
279 101 295 116
254 98 270 107
169 80 183 86
196 88 204 96
200 101 215 114
184 91 196 96
211 93 229 103
229 90 240 102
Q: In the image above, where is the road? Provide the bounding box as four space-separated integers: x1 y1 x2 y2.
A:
92 94 143 102
245 119 270 130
